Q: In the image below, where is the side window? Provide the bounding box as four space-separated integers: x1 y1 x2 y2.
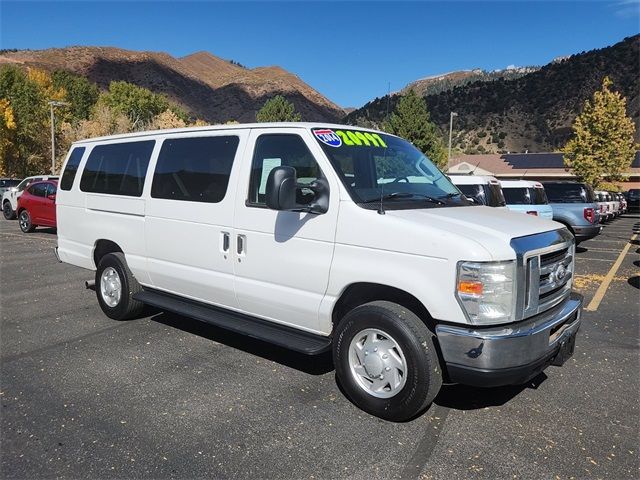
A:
46 183 57 197
60 147 86 190
80 140 155 197
151 136 239 203
29 183 48 198
248 134 322 206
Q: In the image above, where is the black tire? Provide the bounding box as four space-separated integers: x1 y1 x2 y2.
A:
3 201 16 220
333 301 443 422
95 252 144 320
18 210 35 233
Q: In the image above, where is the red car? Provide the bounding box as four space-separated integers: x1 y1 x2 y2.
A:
17 179 57 233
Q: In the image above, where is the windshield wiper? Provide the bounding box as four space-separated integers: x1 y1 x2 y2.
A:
361 192 445 205
438 192 461 199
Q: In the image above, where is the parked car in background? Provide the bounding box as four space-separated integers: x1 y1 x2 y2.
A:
594 190 613 222
607 191 621 218
448 175 507 207
626 189 640 213
16 179 58 233
500 180 553 218
616 193 627 214
2 175 58 220
542 181 600 244
0 178 22 197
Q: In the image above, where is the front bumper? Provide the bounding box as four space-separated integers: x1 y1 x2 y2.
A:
436 293 583 387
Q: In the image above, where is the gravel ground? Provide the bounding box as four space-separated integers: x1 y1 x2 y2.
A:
1 215 638 479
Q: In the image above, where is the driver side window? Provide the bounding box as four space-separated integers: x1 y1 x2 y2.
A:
248 134 323 207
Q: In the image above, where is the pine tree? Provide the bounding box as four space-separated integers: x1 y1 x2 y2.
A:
384 89 447 169
563 77 637 187
256 95 301 122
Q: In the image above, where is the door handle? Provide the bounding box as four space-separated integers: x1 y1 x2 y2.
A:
221 232 230 252
237 234 246 255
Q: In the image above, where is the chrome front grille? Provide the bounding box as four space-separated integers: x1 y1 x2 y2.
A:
511 229 576 321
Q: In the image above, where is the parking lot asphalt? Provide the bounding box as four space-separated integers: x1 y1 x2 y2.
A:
1 216 638 480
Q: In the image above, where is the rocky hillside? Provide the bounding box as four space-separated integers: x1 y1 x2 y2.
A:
401 66 539 98
0 47 345 123
347 35 640 153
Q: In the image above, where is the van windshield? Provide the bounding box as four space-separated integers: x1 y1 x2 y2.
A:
312 128 467 209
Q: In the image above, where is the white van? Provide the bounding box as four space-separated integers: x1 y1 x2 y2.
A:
55 123 582 421
448 174 507 207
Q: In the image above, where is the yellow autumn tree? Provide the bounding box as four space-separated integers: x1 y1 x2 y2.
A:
564 77 638 187
0 99 18 176
147 108 187 130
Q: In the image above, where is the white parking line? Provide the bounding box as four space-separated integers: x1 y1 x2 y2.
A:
584 233 638 312
576 257 619 262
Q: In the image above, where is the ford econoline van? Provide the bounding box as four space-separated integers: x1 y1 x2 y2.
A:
55 124 582 421
500 180 553 219
448 174 507 208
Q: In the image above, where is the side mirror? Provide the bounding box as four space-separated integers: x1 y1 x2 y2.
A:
265 166 329 214
47 194 56 201
465 195 481 205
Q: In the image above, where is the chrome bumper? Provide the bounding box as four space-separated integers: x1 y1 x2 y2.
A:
436 292 583 386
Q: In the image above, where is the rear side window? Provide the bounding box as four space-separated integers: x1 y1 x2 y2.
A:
28 183 48 197
80 141 155 197
151 136 239 203
60 147 86 191
457 184 483 202
544 183 594 203
503 187 530 205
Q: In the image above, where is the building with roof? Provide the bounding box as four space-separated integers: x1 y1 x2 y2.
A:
447 152 640 189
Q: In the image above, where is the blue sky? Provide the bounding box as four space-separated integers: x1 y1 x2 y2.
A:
1 1 638 107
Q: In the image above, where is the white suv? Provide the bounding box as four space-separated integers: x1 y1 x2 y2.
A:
2 175 58 220
55 123 582 421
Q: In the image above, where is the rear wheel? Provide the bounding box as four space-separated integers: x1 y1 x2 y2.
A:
18 210 35 232
3 201 16 220
95 252 144 320
333 301 443 422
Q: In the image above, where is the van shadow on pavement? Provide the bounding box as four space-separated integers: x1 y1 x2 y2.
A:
434 374 544 410
150 310 542 411
150 311 334 375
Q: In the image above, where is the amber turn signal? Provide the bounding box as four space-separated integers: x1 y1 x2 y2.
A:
458 280 483 295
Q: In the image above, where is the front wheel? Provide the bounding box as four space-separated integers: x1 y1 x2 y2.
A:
333 301 443 422
18 210 35 232
3 202 16 220
95 252 144 320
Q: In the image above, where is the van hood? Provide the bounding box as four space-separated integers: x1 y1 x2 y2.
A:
385 205 563 260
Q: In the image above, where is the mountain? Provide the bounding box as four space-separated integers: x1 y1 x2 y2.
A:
346 35 640 154
401 66 539 97
0 46 345 123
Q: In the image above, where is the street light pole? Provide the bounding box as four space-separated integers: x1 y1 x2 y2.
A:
447 111 458 171
48 100 70 175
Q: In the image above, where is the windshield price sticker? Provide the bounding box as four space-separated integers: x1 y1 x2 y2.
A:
336 130 387 148
314 129 387 148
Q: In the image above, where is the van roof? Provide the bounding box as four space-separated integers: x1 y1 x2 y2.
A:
448 174 500 185
71 122 390 145
500 179 544 188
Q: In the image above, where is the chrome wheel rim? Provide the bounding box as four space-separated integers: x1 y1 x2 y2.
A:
19 212 29 230
348 328 408 399
100 267 122 308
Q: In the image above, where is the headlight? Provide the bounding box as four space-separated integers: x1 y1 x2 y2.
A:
456 260 516 325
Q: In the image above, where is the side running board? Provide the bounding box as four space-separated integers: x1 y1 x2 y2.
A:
133 289 332 355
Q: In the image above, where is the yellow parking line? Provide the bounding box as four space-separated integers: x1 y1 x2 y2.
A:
584 233 638 312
